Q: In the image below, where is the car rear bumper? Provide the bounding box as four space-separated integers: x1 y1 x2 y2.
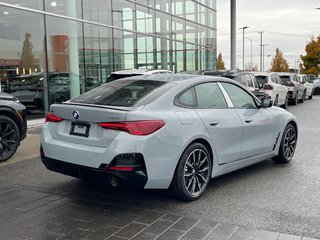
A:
41 155 148 188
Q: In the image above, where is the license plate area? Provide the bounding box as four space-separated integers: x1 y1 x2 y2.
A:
70 122 90 138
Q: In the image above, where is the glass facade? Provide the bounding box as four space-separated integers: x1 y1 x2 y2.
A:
0 0 216 115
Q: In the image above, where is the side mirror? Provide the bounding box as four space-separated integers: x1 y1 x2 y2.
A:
261 98 273 108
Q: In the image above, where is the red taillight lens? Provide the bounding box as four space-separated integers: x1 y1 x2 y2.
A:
45 112 63 123
287 81 295 87
98 120 165 135
264 84 273 90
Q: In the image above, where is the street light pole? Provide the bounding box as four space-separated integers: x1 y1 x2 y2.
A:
245 37 253 70
240 26 249 70
262 44 268 71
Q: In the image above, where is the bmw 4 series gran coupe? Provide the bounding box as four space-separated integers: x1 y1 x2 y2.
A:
41 74 298 201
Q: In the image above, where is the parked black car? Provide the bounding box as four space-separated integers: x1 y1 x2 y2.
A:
0 92 27 161
200 70 269 100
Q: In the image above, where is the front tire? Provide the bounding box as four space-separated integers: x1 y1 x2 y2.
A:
0 116 21 162
170 143 212 201
273 124 297 164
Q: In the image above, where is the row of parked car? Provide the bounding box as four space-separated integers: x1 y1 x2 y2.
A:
197 70 318 108
2 69 319 112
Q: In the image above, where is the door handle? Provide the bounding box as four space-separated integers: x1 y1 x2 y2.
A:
245 119 253 123
209 121 220 126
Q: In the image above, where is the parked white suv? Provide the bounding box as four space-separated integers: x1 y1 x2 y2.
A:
106 69 173 83
252 72 289 108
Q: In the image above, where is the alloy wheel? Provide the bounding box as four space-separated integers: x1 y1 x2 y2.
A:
183 149 210 197
0 118 19 161
283 127 296 161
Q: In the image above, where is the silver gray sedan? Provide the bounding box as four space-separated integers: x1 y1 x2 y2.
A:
40 74 298 201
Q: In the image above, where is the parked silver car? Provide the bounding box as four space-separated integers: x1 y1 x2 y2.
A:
278 72 304 105
313 79 320 95
41 75 298 201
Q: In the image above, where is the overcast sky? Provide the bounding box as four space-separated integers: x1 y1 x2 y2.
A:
217 0 320 70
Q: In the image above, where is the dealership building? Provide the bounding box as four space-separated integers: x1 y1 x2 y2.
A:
0 0 217 112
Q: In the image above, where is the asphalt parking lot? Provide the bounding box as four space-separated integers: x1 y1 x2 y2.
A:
1 97 320 240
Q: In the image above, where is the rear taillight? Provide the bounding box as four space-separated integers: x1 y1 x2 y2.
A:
264 84 273 90
98 120 165 135
45 112 63 123
286 82 295 87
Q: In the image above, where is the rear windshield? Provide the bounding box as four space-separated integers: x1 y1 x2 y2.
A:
255 76 268 84
279 76 290 82
71 79 174 107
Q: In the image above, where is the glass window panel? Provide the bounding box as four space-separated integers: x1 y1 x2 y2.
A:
136 5 154 33
46 16 84 104
0 6 46 113
185 1 195 22
172 0 184 17
112 0 135 31
44 0 82 18
82 0 112 25
155 0 171 11
1 0 43 10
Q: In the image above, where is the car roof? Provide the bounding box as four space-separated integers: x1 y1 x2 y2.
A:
115 73 238 85
277 72 294 76
111 69 173 75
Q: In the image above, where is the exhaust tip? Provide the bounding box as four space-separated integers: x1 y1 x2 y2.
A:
109 176 120 187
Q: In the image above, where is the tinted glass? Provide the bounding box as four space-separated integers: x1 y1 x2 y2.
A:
195 83 227 108
177 88 195 107
221 83 256 109
246 74 254 87
279 76 290 82
256 76 268 84
71 80 172 107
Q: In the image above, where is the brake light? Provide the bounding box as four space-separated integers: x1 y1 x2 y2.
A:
287 82 295 87
45 112 63 123
264 84 273 90
98 120 165 135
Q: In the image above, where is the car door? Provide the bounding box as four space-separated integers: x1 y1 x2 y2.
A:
221 82 275 159
193 82 243 164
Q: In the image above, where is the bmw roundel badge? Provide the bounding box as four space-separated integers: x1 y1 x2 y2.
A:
72 110 79 119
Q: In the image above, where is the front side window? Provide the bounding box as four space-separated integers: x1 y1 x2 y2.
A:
221 83 257 109
195 83 227 109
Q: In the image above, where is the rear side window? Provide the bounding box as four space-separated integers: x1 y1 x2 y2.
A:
71 80 174 107
176 88 195 108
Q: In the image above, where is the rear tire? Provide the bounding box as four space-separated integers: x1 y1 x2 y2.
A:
0 116 20 162
308 93 313 100
292 94 298 105
314 87 320 95
170 143 212 201
273 124 297 164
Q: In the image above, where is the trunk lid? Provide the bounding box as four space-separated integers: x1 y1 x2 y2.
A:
48 103 136 147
